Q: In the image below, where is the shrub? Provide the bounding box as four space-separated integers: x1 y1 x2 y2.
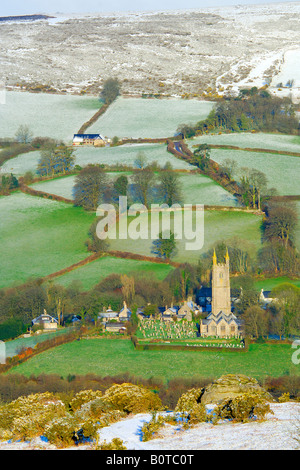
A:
141 412 177 441
75 397 116 421
94 438 127 450
69 389 103 411
213 393 273 424
0 392 67 440
103 383 163 414
186 403 207 426
278 392 290 403
175 388 203 412
44 415 79 448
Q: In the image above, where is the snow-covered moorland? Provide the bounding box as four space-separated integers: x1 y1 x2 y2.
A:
1 3 300 97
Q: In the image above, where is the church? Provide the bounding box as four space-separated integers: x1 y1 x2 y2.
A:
199 249 242 338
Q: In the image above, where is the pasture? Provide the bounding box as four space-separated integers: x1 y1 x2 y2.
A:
6 338 298 381
1 143 193 176
190 132 300 153
0 192 95 288
0 91 101 141
208 148 300 196
53 255 174 291
28 171 240 207
108 209 262 263
86 97 215 138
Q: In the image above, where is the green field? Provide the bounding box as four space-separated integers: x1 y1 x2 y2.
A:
0 192 95 288
6 338 299 381
0 91 101 141
108 209 262 262
2 143 193 176
208 149 300 196
86 97 215 138
53 255 174 290
254 277 300 292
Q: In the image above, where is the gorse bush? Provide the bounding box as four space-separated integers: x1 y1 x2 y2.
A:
213 393 273 424
141 412 178 441
69 389 103 412
102 383 163 414
175 388 207 429
94 438 127 450
175 388 203 413
0 392 66 440
44 415 79 448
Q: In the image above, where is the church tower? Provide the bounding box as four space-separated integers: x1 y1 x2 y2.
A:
211 248 231 315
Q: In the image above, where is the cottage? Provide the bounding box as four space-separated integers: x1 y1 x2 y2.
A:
73 134 106 146
98 302 132 323
259 289 277 308
32 310 58 330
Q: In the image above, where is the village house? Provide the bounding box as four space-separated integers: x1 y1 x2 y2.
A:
159 297 201 322
72 133 107 146
259 289 277 308
32 310 58 330
98 301 132 324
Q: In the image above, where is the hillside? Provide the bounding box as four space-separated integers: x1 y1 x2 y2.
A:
1 3 300 99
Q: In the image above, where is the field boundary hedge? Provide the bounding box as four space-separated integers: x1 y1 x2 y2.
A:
77 103 109 134
0 329 80 373
19 182 74 204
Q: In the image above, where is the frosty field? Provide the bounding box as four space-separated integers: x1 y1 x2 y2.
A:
1 143 193 176
0 91 100 141
108 209 261 263
208 148 300 196
86 97 215 139
29 172 240 207
0 192 95 288
189 132 300 153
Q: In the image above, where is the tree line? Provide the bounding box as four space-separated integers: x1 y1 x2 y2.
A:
177 87 299 137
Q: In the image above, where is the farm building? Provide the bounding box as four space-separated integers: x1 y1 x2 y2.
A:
73 133 107 146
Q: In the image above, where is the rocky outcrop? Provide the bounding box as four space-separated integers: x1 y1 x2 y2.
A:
200 374 274 404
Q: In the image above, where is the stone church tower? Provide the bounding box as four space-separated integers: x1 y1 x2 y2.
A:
211 248 231 315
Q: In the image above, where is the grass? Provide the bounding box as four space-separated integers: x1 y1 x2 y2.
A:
3 143 193 176
189 132 300 153
5 338 299 381
0 91 101 141
108 209 262 263
52 255 174 290
28 171 240 207
0 192 95 288
208 148 300 196
4 328 74 358
86 96 215 138
254 277 300 292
